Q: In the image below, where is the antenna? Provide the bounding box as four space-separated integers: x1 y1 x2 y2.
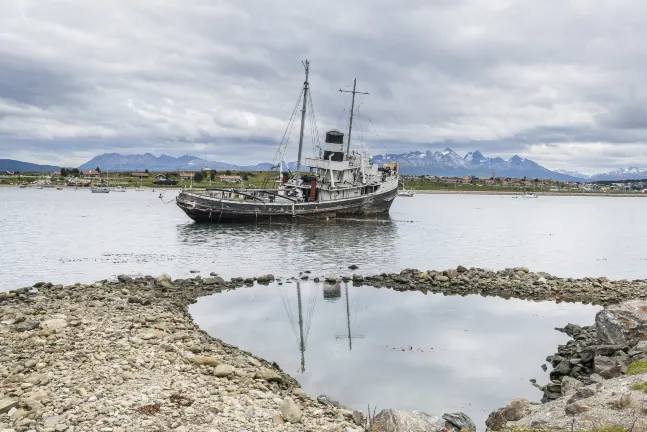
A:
339 79 369 157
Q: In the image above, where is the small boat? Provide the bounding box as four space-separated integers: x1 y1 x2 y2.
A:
19 184 27 188
111 186 126 192
522 192 538 198
56 187 63 190
135 188 144 191
91 186 110 193
398 179 415 197
37 186 43 189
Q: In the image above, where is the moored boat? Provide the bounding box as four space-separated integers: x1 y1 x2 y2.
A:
522 192 538 198
91 186 110 193
176 60 399 223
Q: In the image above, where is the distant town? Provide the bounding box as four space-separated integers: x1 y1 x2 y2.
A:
1 168 647 193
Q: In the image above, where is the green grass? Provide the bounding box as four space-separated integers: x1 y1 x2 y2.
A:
509 426 631 432
626 360 647 375
631 381 647 392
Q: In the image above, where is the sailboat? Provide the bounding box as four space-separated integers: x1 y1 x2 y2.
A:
176 60 399 223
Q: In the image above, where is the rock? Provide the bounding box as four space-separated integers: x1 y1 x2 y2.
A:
444 269 458 280
254 368 282 382
214 364 234 377
596 300 647 345
537 276 547 285
564 403 592 415
202 278 218 285
599 365 624 379
352 410 366 426
442 412 475 432
561 377 584 396
434 275 449 282
499 398 531 421
14 321 39 332
348 265 359 270
589 373 604 383
291 388 306 398
193 356 219 367
273 414 285 425
0 398 18 414
279 397 302 424
456 265 468 273
256 274 275 284
155 274 172 283
117 274 133 283
41 318 68 330
370 409 442 432
549 359 571 378
567 387 596 404
317 395 340 407
593 356 615 373
630 340 647 356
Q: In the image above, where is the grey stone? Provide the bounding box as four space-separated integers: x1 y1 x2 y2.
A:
549 359 571 378
456 265 468 273
593 356 615 373
352 410 366 426
214 364 234 377
434 275 449 282
0 398 18 414
630 340 647 356
317 395 340 407
561 376 584 396
499 398 530 421
41 319 68 330
599 365 624 379
567 387 596 404
442 412 475 432
256 274 275 284
589 373 604 383
596 300 647 345
279 397 302 424
254 368 282 382
370 409 443 432
564 403 592 415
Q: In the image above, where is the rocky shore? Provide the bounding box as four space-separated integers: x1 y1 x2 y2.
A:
0 274 477 432
488 299 647 431
3 267 647 431
352 267 647 306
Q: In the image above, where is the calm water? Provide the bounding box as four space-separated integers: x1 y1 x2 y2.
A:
190 281 600 427
1 187 647 290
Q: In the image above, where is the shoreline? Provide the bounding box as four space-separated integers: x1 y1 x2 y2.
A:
410 189 647 197
2 268 647 431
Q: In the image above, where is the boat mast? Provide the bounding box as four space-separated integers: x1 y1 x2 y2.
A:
340 79 369 157
296 281 306 373
294 60 310 181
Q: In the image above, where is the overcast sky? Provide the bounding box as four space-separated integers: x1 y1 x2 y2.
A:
1 0 646 173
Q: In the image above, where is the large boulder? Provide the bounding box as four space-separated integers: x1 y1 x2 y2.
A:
596 300 647 345
279 397 302 424
485 399 531 431
442 412 475 432
370 409 443 432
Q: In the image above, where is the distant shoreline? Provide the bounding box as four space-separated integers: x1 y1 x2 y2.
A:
410 189 647 197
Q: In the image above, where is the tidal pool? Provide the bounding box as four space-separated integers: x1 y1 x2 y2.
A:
190 281 600 427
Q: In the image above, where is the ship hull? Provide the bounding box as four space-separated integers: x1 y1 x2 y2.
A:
176 185 398 223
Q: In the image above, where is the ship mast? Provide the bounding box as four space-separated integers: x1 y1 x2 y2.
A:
340 79 369 158
294 60 310 181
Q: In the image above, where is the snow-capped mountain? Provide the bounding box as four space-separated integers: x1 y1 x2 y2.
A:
371 148 583 181
554 169 591 179
588 167 647 181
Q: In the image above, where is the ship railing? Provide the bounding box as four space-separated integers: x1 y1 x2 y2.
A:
203 188 299 204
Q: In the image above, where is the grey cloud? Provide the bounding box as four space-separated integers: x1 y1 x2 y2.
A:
2 0 647 171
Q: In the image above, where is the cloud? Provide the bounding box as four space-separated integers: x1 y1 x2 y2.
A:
1 0 647 172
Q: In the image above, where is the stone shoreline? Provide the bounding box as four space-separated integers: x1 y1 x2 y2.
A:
2 268 647 432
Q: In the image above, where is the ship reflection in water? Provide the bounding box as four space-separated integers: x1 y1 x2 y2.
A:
190 282 599 427
175 219 399 276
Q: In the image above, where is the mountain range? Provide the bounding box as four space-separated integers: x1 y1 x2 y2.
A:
4 150 647 181
371 148 582 181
